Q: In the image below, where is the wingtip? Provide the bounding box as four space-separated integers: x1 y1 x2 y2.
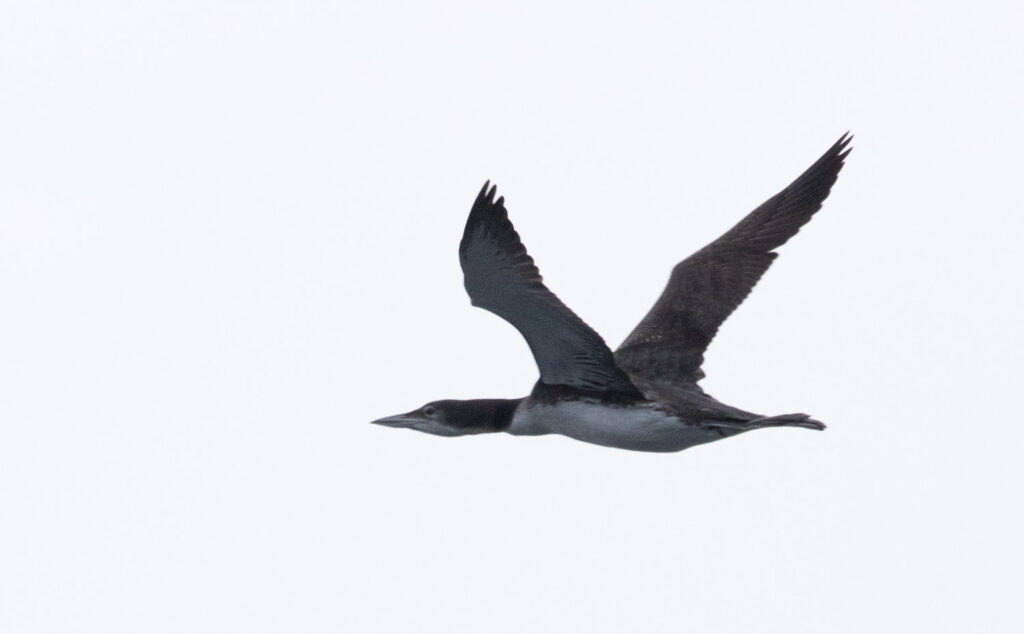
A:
816 132 852 172
834 131 854 155
474 181 505 209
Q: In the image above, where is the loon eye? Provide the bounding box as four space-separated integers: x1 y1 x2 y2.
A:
423 405 436 417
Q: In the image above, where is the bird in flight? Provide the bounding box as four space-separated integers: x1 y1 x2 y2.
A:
373 134 852 452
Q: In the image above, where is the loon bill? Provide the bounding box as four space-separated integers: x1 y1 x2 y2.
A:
372 134 852 453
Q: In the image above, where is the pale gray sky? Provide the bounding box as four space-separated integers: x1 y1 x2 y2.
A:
1 2 1022 632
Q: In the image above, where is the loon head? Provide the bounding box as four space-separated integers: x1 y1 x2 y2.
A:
371 398 520 437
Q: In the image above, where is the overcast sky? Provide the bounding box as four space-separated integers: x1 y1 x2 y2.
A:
2 2 1022 633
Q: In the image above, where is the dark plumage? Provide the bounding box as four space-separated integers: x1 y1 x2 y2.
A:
459 183 641 396
616 135 851 384
372 134 852 452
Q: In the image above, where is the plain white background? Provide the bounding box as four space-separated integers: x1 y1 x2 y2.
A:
1 1 1021 632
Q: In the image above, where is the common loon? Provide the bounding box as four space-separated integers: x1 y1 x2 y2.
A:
373 134 851 452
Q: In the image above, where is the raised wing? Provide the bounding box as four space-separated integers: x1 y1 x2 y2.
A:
460 183 638 394
616 133 852 384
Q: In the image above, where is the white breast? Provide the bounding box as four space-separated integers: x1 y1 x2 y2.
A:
508 400 713 453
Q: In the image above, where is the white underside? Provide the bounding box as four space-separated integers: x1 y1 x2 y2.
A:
507 400 716 452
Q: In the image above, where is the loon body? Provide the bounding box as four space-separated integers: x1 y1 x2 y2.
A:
373 134 851 452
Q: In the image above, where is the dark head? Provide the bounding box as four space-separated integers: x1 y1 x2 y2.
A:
371 398 520 437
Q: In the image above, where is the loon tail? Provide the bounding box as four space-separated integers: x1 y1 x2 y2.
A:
704 413 826 432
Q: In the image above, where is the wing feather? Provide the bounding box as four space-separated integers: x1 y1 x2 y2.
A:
460 183 638 394
616 134 852 384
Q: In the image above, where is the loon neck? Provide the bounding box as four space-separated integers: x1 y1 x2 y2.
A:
447 398 521 433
